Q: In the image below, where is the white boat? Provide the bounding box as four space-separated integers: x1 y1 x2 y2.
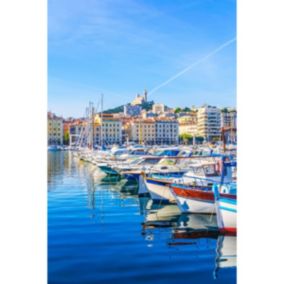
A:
144 175 177 203
213 183 237 234
144 158 232 204
170 159 236 214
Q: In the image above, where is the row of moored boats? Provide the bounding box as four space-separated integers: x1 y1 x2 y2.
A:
72 144 237 235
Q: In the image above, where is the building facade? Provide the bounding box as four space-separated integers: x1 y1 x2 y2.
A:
178 122 197 136
48 112 63 145
130 119 156 144
94 114 122 145
69 120 88 146
221 108 237 129
152 103 165 114
197 105 221 141
124 104 142 116
178 113 198 136
155 119 179 145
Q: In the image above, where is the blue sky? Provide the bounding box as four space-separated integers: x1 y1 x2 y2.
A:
48 0 236 117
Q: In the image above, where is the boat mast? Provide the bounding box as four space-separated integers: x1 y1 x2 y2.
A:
100 94 104 147
90 101 94 150
87 102 94 150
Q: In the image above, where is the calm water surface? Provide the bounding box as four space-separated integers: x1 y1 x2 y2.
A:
48 151 236 284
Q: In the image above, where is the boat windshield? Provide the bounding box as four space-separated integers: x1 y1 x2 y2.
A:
129 158 143 165
141 158 160 165
154 149 180 157
203 165 219 176
177 151 191 157
113 149 129 156
158 159 177 166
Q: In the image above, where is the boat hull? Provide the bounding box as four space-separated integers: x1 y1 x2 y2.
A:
216 197 237 234
170 185 215 214
98 165 120 176
144 178 176 203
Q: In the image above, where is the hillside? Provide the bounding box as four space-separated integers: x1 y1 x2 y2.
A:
104 100 155 114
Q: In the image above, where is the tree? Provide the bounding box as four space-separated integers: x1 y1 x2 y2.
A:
63 132 70 145
183 107 191 112
174 107 182 114
195 136 204 144
179 133 193 144
211 136 220 143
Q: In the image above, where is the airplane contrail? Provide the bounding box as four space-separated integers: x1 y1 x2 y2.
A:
148 37 236 96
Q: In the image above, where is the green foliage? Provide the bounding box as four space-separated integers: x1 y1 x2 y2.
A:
195 136 204 143
104 100 156 113
211 136 220 142
104 105 124 114
179 133 193 140
183 107 191 112
221 107 228 113
174 107 182 114
63 132 70 145
141 100 154 111
179 133 193 144
175 107 191 113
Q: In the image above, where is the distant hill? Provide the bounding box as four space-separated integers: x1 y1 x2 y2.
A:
104 100 155 114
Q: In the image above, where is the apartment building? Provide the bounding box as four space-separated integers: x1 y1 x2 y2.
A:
197 105 221 141
94 114 122 145
130 118 156 144
221 108 237 129
48 112 63 145
155 118 179 145
69 119 88 145
178 113 198 136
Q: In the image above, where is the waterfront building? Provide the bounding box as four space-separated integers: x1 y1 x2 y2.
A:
178 121 198 136
221 108 237 129
69 119 88 146
48 112 63 145
155 118 179 145
119 116 133 143
124 104 142 116
178 114 197 137
152 103 165 114
94 114 122 145
220 108 237 144
197 105 221 141
130 118 156 144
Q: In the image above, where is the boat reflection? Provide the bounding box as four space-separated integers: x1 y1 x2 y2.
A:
141 199 218 232
213 235 237 279
142 199 181 229
171 214 219 242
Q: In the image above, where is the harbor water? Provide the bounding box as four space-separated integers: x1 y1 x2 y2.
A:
48 151 236 284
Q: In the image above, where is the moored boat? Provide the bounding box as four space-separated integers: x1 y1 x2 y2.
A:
143 176 177 203
169 159 236 214
213 183 237 235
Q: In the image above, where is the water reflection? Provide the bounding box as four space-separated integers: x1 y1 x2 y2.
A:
48 151 65 185
140 198 236 281
142 199 181 228
49 152 236 284
214 235 237 279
